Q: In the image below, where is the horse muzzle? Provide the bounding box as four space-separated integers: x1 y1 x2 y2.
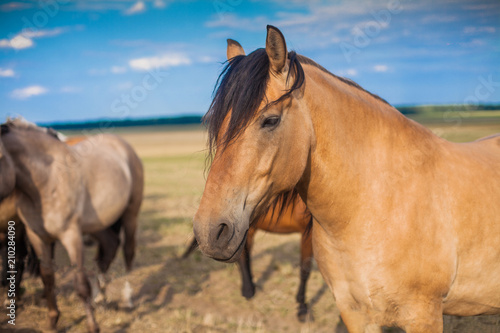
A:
193 218 248 263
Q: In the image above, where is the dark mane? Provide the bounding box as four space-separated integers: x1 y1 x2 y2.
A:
204 48 304 163
265 188 308 226
204 50 389 164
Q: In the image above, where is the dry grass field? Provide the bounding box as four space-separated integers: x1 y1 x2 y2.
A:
1 116 500 332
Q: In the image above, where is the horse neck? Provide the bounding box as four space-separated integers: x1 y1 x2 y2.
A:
5 129 73 199
297 65 442 232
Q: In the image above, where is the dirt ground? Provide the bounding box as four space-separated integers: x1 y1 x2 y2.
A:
1 122 500 332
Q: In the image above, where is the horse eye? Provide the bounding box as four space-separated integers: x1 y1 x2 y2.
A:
262 116 281 129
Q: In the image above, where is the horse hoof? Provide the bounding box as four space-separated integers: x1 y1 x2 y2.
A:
124 300 134 309
43 328 57 333
86 318 100 333
121 280 134 308
297 303 311 322
94 292 106 305
48 310 60 326
87 325 100 333
242 287 255 299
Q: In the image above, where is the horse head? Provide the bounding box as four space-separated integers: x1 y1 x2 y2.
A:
193 26 313 262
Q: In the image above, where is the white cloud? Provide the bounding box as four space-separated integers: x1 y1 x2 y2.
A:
373 64 388 72
0 68 15 77
124 1 146 15
463 26 496 34
346 69 357 76
198 55 218 63
46 1 168 12
22 27 68 39
203 3 398 49
338 68 358 77
111 66 127 74
0 35 34 50
10 35 34 49
0 2 34 12
459 39 486 48
205 1 395 32
153 0 167 9
11 85 48 99
421 14 458 24
129 54 191 71
0 27 74 50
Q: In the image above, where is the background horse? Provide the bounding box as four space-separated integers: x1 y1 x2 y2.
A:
0 118 143 332
193 26 500 332
0 133 127 304
184 195 313 321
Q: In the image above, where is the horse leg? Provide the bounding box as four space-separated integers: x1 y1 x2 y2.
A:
25 228 59 331
121 211 139 273
59 228 99 333
90 227 120 303
296 225 313 322
93 225 121 274
119 204 140 308
238 227 256 299
181 237 198 259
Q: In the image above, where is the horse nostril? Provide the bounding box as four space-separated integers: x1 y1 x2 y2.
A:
216 223 229 241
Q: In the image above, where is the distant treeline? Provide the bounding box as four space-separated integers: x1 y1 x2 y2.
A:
396 104 500 115
46 115 203 130
43 104 500 130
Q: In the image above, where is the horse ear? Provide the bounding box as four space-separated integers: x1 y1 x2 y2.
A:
266 25 287 74
227 39 245 60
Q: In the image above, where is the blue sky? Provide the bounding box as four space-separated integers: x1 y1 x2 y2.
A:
0 0 499 123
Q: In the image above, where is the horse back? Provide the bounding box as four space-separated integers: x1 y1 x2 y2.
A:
71 134 143 232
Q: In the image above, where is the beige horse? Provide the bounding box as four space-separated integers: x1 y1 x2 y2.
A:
0 132 133 305
193 26 500 332
0 118 143 332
